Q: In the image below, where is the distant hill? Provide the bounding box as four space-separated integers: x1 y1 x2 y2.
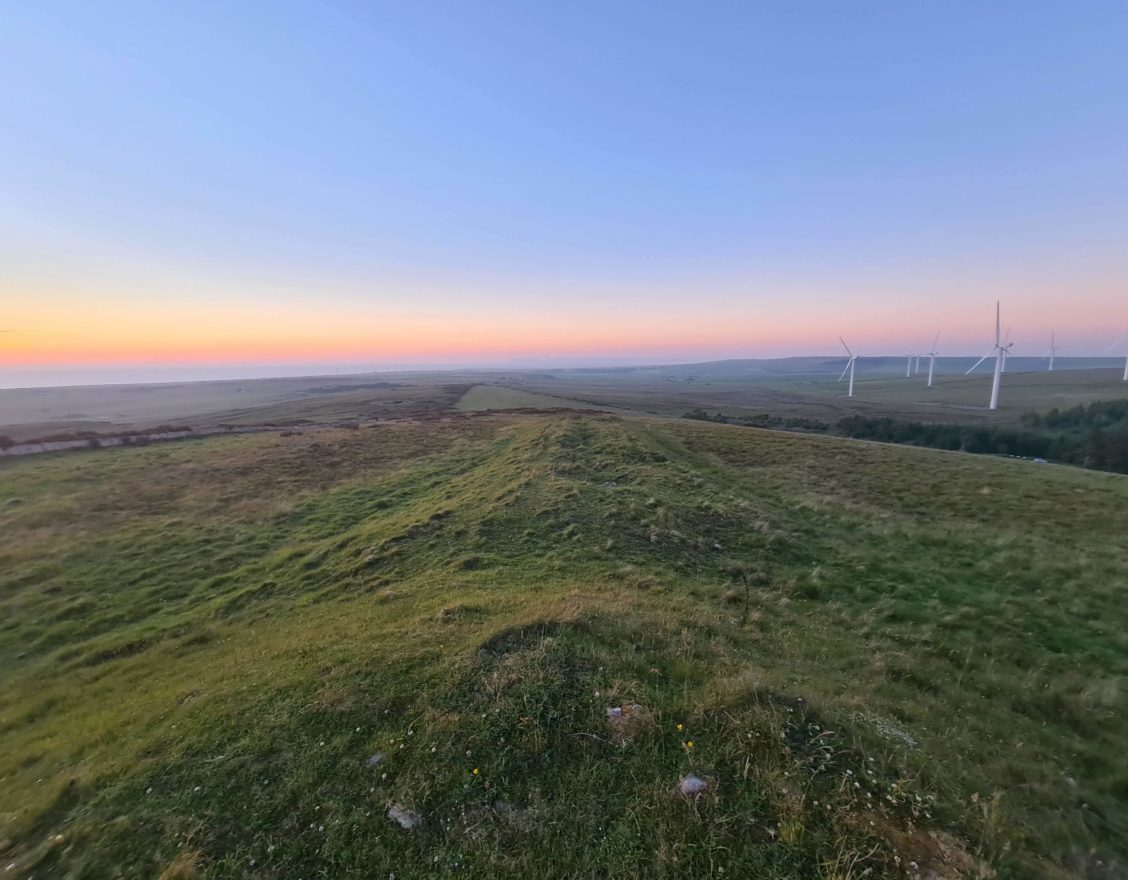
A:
568 355 1126 378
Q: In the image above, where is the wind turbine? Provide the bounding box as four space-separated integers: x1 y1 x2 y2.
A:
999 327 1012 373
914 355 921 375
905 355 913 378
1046 332 1057 371
926 334 940 388
964 303 1011 408
984 302 1012 410
838 337 857 398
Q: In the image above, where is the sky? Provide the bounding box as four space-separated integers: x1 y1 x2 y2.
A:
2 1 1128 384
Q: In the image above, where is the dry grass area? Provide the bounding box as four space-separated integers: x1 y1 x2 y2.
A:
0 376 469 441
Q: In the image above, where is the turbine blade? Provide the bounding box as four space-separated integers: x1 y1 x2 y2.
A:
995 301 1001 346
932 332 940 352
965 352 991 375
838 360 852 381
839 336 852 357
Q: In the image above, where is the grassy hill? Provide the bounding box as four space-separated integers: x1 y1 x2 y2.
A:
2 413 1126 878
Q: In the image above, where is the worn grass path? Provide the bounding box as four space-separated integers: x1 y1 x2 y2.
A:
453 383 608 412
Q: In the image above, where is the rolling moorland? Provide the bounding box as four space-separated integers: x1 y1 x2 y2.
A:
3 358 1128 443
6 363 1128 476
2 395 1128 879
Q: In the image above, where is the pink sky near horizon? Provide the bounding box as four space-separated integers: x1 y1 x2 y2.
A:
3 269 1125 370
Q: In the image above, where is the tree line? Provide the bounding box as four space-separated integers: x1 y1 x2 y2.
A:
686 401 1128 475
683 409 830 432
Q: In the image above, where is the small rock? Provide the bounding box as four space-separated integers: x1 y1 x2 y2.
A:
606 702 653 746
679 774 709 796
365 753 384 768
388 804 421 830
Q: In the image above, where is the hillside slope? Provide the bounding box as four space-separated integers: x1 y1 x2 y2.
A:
1 414 1126 879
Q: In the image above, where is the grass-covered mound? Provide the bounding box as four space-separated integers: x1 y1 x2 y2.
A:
1 414 1126 878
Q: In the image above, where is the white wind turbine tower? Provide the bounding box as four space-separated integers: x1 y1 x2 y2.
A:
999 326 1012 373
963 302 1012 410
926 334 940 387
905 354 913 378
838 337 857 397
1046 332 1057 371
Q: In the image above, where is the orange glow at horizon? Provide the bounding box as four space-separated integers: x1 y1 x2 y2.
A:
0 289 823 366
3 267 1127 367
0 319 808 365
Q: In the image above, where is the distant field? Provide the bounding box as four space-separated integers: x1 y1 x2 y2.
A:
0 375 468 441
2 412 1126 878
4 361 1126 442
514 366 1128 425
834 368 1128 415
453 384 599 412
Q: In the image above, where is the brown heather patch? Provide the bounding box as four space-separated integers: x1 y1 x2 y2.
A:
158 851 202 880
606 702 655 746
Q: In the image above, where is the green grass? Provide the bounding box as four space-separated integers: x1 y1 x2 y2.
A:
453 384 599 412
1 413 1126 878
